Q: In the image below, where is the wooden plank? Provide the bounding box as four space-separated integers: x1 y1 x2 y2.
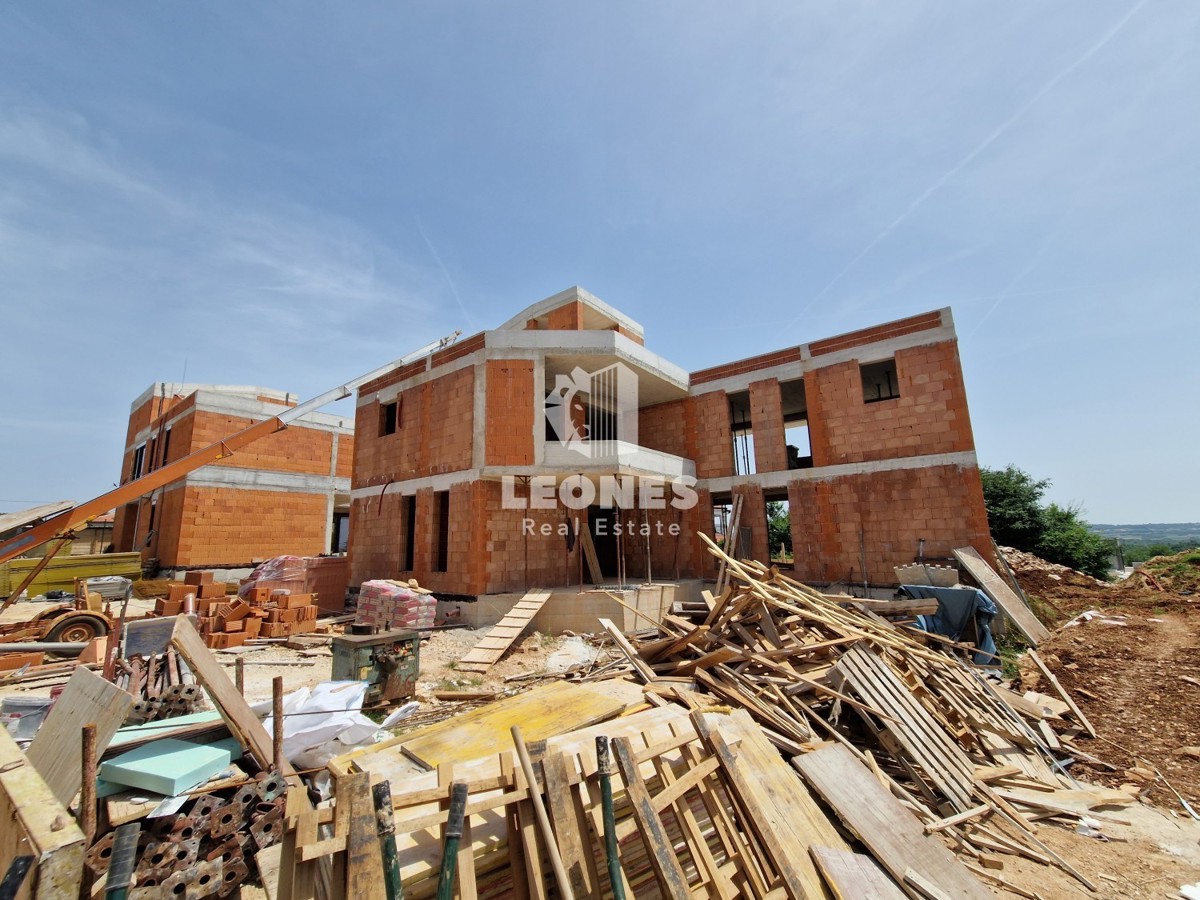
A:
170 616 296 778
834 644 977 811
543 751 595 898
1026 650 1097 738
457 590 553 672
0 726 85 900
810 847 906 900
344 771 387 895
713 494 743 597
579 524 603 584
953 547 1050 645
26 666 133 805
393 681 626 769
598 618 657 683
612 736 691 900
793 743 991 900
694 709 847 899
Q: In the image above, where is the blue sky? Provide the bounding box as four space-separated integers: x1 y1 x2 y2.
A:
1 2 1196 524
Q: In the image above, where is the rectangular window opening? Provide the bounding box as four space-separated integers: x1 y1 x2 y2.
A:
130 444 146 480
785 423 813 470
400 495 416 571
433 491 450 573
861 359 900 403
380 400 399 436
728 391 756 476
161 427 172 467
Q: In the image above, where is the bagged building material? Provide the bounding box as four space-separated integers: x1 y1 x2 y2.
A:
356 580 436 630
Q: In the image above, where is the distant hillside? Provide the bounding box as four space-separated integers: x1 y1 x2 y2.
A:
1090 523 1200 545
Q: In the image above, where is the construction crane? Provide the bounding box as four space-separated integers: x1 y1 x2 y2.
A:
0 331 461 644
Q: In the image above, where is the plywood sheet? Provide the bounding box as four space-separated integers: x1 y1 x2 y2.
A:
26 666 134 805
389 681 626 770
794 743 991 900
810 847 906 900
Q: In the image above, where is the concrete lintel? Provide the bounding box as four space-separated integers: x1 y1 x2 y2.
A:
700 450 978 494
485 329 689 388
130 393 352 450
349 469 477 501
362 348 484 407
802 324 957 369
689 360 806 398
184 467 349 494
129 382 295 415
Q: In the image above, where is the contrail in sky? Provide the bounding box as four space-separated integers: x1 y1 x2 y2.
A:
788 0 1149 327
415 216 473 326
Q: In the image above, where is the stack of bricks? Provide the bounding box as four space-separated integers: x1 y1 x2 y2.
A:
240 586 320 641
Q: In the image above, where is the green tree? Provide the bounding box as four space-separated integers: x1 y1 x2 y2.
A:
766 501 791 560
1035 503 1114 581
980 466 1114 580
980 465 1048 549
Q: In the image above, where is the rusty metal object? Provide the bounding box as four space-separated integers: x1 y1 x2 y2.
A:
216 859 249 897
254 771 285 802
142 837 199 871
248 805 283 850
230 784 258 811
209 803 243 840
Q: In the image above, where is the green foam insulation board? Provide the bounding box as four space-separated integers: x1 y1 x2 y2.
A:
99 738 233 796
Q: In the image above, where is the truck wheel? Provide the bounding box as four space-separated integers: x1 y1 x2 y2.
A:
46 615 109 646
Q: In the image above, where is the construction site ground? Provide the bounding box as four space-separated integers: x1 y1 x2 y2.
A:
4 555 1200 897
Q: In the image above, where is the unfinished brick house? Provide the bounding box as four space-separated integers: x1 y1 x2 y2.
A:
112 384 353 570
349 287 992 596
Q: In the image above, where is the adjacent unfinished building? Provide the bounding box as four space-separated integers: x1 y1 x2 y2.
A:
350 288 991 597
112 384 354 569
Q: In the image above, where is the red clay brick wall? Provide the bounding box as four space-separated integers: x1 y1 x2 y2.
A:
335 434 354 479
787 463 992 584
485 361 535 466
686 393 734 479
638 400 688 458
545 301 584 330
355 367 475 486
170 487 328 567
190 411 336 476
482 481 578 593
749 379 787 473
348 493 404 586
805 341 974 466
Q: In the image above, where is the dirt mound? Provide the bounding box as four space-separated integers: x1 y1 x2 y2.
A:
1131 548 1200 594
998 545 1199 622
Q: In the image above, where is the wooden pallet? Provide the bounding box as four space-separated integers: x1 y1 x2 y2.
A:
456 589 554 673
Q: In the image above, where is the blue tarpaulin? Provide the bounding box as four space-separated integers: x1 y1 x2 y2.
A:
899 585 998 665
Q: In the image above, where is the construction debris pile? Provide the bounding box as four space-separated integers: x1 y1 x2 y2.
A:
0 536 1185 898
285 536 1135 899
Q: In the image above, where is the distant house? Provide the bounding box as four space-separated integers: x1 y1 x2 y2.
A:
111 384 353 571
